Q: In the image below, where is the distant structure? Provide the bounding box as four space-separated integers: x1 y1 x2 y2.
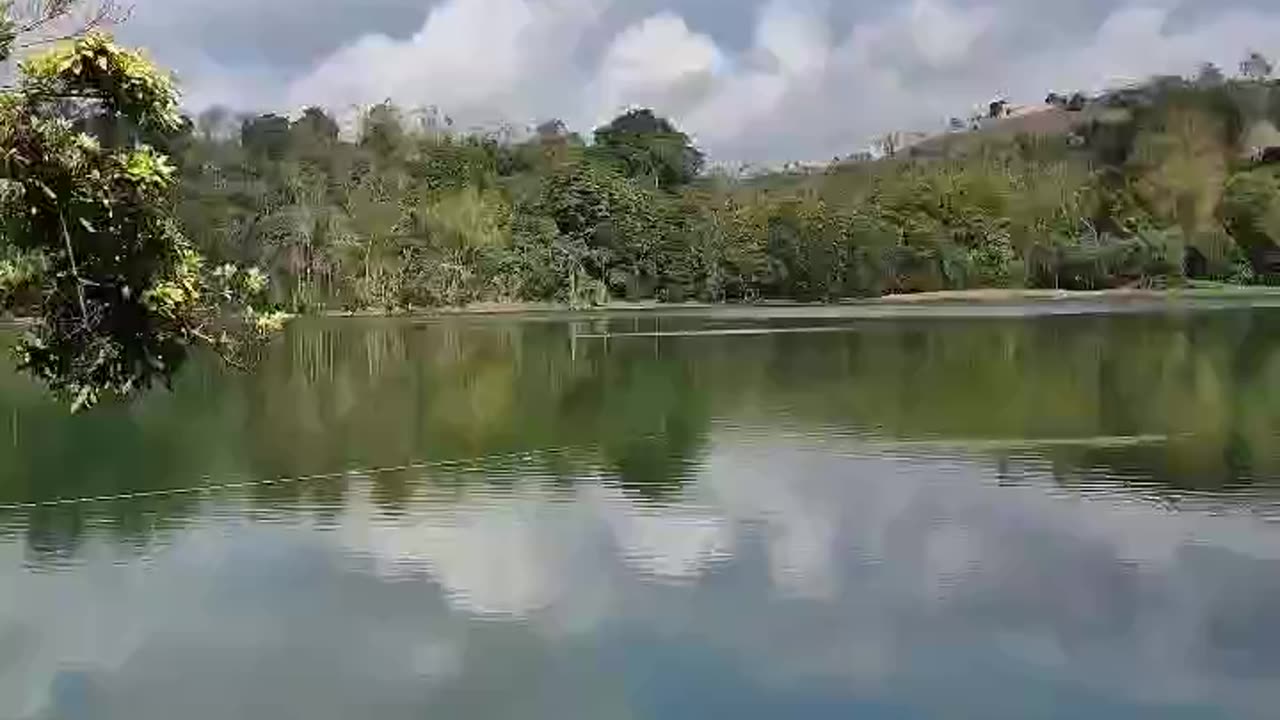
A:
1242 120 1280 165
1045 92 1089 111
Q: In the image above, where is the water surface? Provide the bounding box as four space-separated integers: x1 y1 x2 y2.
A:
2 301 1280 719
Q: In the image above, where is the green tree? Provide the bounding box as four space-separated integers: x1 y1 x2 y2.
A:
293 106 340 143
155 62 1280 314
542 161 664 301
591 109 704 190
0 32 280 410
361 101 407 162
1222 169 1280 274
240 114 292 163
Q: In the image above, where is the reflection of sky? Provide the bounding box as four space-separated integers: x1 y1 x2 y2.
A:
3 432 1280 719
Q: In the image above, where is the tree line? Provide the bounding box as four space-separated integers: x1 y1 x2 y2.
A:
173 53 1280 312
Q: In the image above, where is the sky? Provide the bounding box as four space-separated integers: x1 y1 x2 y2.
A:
111 0 1280 163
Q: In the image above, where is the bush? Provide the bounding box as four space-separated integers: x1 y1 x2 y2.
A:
1222 169 1280 275
1026 231 1181 289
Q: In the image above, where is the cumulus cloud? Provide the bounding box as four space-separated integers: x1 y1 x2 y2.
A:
590 13 723 123
279 0 603 128
754 0 831 77
908 0 996 68
112 0 1280 161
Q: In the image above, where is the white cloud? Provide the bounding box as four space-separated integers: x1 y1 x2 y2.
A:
120 0 1280 163
1038 5 1280 91
755 0 831 77
908 0 995 68
590 12 723 125
286 0 605 127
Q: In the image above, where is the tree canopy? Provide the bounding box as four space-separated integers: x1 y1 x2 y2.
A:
161 52 1280 320
0 30 280 410
591 108 704 190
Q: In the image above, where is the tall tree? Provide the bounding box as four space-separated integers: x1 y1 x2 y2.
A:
592 109 703 190
241 113 292 163
361 101 407 162
293 106 340 142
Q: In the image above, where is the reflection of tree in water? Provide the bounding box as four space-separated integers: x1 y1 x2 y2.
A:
21 508 86 568
15 494 202 568
556 338 710 501
1044 310 1280 494
236 319 710 505
6 308 1280 565
716 311 1280 498
0 349 243 561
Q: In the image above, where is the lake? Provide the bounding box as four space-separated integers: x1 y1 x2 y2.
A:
2 300 1280 719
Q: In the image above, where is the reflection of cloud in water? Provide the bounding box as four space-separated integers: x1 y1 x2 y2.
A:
698 432 1280 711
3 431 1279 717
0 521 470 720
329 430 1280 713
0 532 202 718
334 481 737 618
334 485 577 617
586 485 734 582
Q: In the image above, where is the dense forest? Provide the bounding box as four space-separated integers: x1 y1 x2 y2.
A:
169 53 1280 312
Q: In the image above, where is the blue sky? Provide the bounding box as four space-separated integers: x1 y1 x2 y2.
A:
115 0 1280 162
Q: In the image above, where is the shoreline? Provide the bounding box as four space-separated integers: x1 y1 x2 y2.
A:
860 285 1280 304
7 286 1280 329
312 285 1280 318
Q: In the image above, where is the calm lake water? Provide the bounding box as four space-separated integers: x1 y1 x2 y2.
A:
3 300 1280 719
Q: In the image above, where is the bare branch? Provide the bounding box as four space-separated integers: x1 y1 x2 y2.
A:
9 1 131 50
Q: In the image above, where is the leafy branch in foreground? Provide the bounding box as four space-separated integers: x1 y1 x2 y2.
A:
0 31 282 410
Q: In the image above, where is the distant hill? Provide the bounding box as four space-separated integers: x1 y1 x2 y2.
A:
901 104 1106 159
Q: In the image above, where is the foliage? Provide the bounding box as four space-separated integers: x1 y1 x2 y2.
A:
162 56 1280 317
1222 168 1280 274
591 108 704 190
0 32 280 410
